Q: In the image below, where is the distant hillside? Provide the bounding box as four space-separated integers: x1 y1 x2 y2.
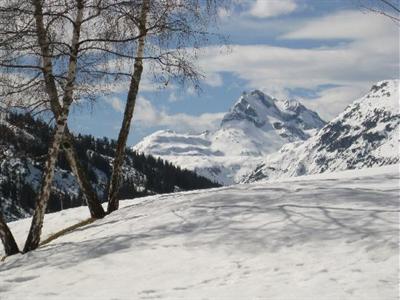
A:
0 112 220 221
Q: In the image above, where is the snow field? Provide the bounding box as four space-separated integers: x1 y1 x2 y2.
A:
0 165 399 299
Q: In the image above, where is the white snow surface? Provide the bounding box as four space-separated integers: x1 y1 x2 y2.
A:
133 91 325 185
1 165 399 300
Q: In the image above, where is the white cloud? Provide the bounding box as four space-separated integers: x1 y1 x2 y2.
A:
168 92 179 102
199 42 396 90
186 86 196 95
196 10 398 118
203 72 224 87
105 97 124 113
132 97 224 133
303 85 367 121
218 6 233 19
281 10 391 40
248 0 298 18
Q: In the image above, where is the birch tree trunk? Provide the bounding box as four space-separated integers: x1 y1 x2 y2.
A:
26 0 106 220
24 111 72 252
0 211 19 256
62 129 105 218
49 93 105 219
23 0 85 252
107 0 150 213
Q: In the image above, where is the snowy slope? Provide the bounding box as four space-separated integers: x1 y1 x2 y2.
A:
1 165 399 300
245 80 400 183
133 91 325 184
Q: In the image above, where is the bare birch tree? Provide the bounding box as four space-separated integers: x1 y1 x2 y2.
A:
0 0 227 253
22 0 89 252
0 0 143 252
105 0 227 212
0 0 130 225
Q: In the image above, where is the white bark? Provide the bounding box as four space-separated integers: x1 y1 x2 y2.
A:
107 0 150 213
24 0 85 252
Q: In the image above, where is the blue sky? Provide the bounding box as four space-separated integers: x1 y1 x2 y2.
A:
68 0 400 146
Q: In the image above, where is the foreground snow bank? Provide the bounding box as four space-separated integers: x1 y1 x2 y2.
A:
1 165 399 299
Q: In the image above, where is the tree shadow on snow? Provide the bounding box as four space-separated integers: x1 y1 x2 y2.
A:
1 183 398 273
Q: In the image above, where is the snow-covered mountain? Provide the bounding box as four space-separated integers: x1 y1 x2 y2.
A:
245 80 400 183
215 90 325 155
1 165 398 299
133 90 326 184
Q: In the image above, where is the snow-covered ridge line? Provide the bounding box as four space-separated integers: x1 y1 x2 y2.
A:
246 163 399 184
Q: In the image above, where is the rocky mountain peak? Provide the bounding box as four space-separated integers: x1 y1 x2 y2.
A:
220 89 326 142
244 79 400 183
220 90 278 128
222 89 321 128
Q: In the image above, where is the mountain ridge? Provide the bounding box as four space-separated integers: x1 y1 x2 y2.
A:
244 79 400 183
